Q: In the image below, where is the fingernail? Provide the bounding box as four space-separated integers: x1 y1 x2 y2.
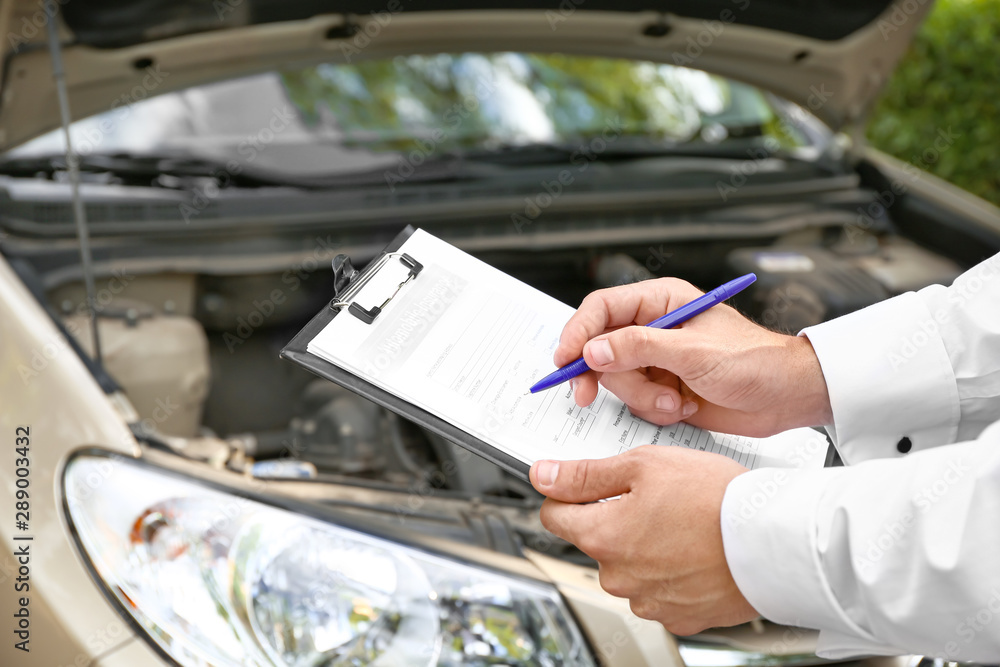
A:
535 460 559 486
569 378 579 392
656 394 677 412
681 401 698 419
589 339 614 366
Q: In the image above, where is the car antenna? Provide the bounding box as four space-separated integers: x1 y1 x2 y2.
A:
45 9 103 366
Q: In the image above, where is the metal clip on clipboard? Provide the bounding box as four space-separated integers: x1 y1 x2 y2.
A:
328 252 424 324
280 226 531 482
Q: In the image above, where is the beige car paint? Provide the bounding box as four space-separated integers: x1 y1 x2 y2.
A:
0 3 930 151
0 3 964 665
0 243 693 665
64 313 211 438
861 146 1000 235
0 253 154 665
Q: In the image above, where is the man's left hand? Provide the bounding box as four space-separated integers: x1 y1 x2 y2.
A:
530 445 759 635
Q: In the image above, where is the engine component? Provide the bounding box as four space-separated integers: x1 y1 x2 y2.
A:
269 380 441 481
203 327 318 435
65 308 210 437
195 271 330 331
291 382 385 473
728 235 965 333
250 459 318 479
726 248 890 333
852 236 962 294
590 253 649 287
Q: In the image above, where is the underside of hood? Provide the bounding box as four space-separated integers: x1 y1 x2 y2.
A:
0 0 931 150
60 0 899 45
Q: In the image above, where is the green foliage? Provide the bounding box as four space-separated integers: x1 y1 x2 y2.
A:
867 0 1000 206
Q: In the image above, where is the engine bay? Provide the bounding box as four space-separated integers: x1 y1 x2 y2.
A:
34 223 961 503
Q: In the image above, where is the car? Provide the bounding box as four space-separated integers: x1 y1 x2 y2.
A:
1 0 998 665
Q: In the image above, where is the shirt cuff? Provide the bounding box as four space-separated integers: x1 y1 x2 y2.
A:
721 467 880 644
799 292 960 464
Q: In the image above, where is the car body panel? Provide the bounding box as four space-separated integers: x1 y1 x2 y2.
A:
0 254 140 664
526 548 685 666
60 0 897 45
3 3 997 666
861 146 1000 260
0 2 930 150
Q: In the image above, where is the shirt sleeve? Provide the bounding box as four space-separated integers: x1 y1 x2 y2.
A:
720 253 1000 659
798 252 1000 463
722 432 1000 660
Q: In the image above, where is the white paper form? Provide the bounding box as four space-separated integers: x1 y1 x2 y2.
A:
308 229 827 471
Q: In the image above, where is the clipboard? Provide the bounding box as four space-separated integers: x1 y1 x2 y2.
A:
280 226 532 482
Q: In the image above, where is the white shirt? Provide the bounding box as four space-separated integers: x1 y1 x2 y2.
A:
720 251 1000 661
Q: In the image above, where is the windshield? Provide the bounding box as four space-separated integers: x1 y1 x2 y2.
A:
8 53 827 177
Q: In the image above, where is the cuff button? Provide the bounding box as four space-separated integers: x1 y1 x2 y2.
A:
896 436 912 454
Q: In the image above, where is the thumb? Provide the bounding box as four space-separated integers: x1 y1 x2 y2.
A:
530 456 636 503
583 326 695 374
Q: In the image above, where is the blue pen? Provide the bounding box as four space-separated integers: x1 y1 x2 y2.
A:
528 273 757 394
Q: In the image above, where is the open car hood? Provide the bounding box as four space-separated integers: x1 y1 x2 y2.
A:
0 0 930 150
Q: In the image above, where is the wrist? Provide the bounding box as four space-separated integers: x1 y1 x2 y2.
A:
781 334 833 430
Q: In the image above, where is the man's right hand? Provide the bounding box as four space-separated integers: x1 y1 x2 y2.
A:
556 278 833 437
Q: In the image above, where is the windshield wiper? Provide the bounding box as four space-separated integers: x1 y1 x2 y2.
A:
452 134 785 165
0 151 503 190
0 135 789 191
0 152 306 188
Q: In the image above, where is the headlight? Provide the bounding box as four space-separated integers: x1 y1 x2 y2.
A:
63 453 594 666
